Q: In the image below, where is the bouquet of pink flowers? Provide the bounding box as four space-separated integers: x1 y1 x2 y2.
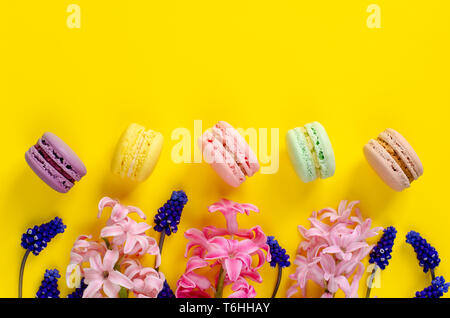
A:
66 197 164 298
288 200 382 298
176 199 271 298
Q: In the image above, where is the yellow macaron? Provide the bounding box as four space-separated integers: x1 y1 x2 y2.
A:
111 123 164 182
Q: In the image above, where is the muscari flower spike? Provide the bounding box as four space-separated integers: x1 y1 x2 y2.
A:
21 217 66 256
158 280 175 298
67 278 88 298
36 269 60 298
267 236 290 268
154 190 188 236
369 226 397 270
406 231 441 273
415 276 450 298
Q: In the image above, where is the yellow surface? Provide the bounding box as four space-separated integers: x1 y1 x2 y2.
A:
1 1 449 298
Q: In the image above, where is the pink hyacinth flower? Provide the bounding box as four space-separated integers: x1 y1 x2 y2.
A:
67 235 107 283
100 217 160 261
208 199 259 235
176 256 212 298
98 197 147 225
228 277 257 298
177 199 270 298
83 248 134 298
122 259 165 298
288 200 382 298
206 237 261 282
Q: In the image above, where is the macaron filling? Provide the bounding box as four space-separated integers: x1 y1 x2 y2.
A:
34 144 76 184
376 138 414 182
300 127 321 178
127 130 153 178
211 126 251 177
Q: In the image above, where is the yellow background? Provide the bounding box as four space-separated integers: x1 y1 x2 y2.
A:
1 1 449 298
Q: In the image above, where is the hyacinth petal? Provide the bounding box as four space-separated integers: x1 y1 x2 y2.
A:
322 245 342 255
236 239 259 255
83 268 103 283
347 262 365 298
98 197 117 218
239 203 259 213
89 253 103 272
335 275 351 295
130 222 152 235
308 218 330 233
103 280 120 298
187 272 211 290
128 206 146 220
346 242 368 253
83 280 103 298
223 212 239 235
205 249 229 260
103 249 119 271
337 200 348 214
287 284 299 298
109 270 134 289
100 225 123 238
202 226 229 239
123 235 138 254
239 268 263 283
185 256 209 273
223 258 243 282
110 204 129 222
185 228 210 248
320 254 335 280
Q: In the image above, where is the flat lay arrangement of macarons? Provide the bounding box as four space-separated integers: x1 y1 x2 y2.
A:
2 2 450 299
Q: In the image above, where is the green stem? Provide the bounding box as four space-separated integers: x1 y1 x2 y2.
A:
102 238 111 249
215 266 226 298
271 265 282 298
18 250 30 298
365 265 379 298
431 268 436 281
156 231 166 272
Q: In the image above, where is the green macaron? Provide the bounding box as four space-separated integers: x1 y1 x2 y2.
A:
286 122 336 183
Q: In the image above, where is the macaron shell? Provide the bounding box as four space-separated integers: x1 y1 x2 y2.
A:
112 123 139 178
286 128 317 183
25 147 73 193
111 123 163 181
364 139 410 191
305 122 336 179
42 132 87 179
383 128 423 178
200 130 245 187
134 132 163 182
215 121 260 176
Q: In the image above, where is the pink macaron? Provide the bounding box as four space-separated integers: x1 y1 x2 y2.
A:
363 128 423 191
199 121 260 187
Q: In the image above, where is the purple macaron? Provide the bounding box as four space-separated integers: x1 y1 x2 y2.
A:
25 132 87 193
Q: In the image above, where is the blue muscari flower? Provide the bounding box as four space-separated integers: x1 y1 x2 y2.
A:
21 217 66 256
36 269 60 298
415 276 450 298
369 226 397 270
67 278 88 298
406 231 441 273
157 280 175 298
154 190 188 236
267 236 290 268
